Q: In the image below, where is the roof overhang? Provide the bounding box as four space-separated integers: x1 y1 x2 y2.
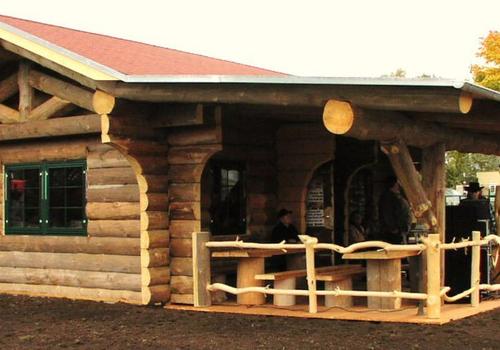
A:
0 20 120 81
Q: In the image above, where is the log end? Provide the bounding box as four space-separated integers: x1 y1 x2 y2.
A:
322 99 354 134
141 285 171 304
93 90 115 115
458 92 473 114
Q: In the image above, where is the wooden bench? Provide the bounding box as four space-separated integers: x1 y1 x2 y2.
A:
255 265 365 307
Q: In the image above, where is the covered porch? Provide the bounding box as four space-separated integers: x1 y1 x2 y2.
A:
125 79 499 322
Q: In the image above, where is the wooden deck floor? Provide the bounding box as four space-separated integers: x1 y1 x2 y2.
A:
167 298 500 325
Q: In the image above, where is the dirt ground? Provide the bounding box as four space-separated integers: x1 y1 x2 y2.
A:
0 295 499 350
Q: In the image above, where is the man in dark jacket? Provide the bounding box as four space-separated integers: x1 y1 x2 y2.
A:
459 181 496 234
271 209 300 243
378 176 412 244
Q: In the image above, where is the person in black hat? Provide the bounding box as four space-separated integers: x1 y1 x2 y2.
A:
271 209 300 243
459 181 496 234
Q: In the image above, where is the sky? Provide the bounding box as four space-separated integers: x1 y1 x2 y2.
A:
1 0 499 80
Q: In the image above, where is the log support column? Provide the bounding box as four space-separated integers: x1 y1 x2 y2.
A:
167 116 222 304
380 139 437 230
422 143 446 286
100 104 170 305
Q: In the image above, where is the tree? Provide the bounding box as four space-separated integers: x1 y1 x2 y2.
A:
382 68 406 78
445 151 500 188
471 31 500 91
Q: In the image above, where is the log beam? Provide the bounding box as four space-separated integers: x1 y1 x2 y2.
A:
380 140 437 230
29 69 115 114
0 72 18 103
18 62 33 121
97 81 473 114
322 100 500 155
27 96 71 121
0 103 20 123
152 103 204 127
0 114 101 141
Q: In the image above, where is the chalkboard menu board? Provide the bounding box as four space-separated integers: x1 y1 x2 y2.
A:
307 177 324 227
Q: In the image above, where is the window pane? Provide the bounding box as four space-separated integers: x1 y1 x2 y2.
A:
67 168 83 186
220 169 228 186
50 168 66 187
24 209 40 228
24 169 40 187
67 209 84 228
7 168 41 230
50 188 65 207
24 189 40 207
228 170 239 186
49 208 65 228
67 188 83 207
48 165 85 231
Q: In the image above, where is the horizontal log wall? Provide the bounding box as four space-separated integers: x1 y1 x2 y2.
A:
168 121 222 304
168 114 279 305
276 124 335 233
0 138 143 304
100 113 171 305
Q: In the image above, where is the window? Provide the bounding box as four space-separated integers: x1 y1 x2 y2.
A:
208 161 246 235
5 160 87 235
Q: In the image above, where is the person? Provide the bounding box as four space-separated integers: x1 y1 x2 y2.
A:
271 209 300 243
378 176 412 244
459 181 496 234
349 211 366 244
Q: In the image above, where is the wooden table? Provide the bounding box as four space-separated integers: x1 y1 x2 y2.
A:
212 248 302 305
343 250 420 309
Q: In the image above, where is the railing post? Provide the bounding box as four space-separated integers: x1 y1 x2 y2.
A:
425 233 441 319
300 235 318 314
193 231 212 307
471 230 481 307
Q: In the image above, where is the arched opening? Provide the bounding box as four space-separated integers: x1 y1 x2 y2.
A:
304 160 334 243
201 152 247 237
344 167 376 245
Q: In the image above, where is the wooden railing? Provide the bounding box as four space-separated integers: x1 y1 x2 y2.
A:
193 231 500 319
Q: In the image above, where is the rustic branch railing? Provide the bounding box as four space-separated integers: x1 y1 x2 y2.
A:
193 231 500 319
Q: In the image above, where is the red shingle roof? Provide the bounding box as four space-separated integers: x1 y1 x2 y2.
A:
0 15 285 76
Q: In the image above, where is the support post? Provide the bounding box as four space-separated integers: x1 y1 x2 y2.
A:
495 186 500 235
381 139 437 230
425 233 441 318
18 62 33 121
192 231 211 307
422 143 446 287
300 235 318 313
471 231 481 307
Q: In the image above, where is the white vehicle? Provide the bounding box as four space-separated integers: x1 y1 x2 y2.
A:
445 188 463 206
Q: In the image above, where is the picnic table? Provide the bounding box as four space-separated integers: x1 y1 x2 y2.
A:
343 249 420 309
211 248 303 305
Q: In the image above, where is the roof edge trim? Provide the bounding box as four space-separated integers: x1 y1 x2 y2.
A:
0 21 122 81
461 82 500 102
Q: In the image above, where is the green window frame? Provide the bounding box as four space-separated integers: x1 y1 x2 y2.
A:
4 160 87 236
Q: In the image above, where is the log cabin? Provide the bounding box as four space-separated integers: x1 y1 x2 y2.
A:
0 14 498 309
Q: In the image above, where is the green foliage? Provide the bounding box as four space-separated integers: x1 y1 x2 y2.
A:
445 151 500 187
